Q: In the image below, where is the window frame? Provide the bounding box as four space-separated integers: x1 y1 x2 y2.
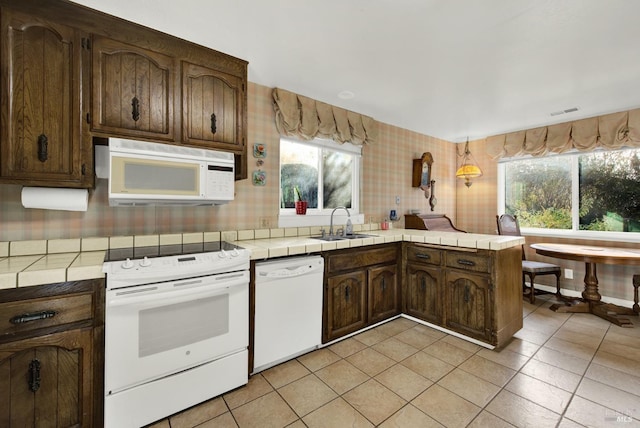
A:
497 148 640 243
278 136 364 228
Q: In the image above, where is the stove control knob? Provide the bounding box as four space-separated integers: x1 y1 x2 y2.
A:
218 249 228 259
231 249 240 257
121 258 134 269
140 256 152 267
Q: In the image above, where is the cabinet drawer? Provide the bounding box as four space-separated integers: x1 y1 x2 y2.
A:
327 245 397 273
445 252 490 273
0 293 93 337
406 245 441 265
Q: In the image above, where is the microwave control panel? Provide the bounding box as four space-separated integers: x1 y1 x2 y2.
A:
206 164 234 199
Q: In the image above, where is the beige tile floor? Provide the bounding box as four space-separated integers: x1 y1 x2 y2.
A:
147 295 640 428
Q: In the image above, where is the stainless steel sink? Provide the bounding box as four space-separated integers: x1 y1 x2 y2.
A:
343 233 375 239
312 233 375 241
312 235 345 241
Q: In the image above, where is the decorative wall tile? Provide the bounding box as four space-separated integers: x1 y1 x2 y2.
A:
254 229 270 239
110 236 134 249
10 240 47 256
160 234 182 245
48 239 81 254
183 232 204 244
82 237 109 252
237 230 255 240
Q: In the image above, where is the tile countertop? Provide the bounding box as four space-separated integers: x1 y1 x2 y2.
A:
0 229 524 289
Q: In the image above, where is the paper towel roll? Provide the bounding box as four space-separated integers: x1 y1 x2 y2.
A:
21 187 89 212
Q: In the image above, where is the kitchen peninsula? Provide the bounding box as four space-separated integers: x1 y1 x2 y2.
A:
1 227 524 345
1 227 523 425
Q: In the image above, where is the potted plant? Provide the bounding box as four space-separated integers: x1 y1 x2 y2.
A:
294 186 307 215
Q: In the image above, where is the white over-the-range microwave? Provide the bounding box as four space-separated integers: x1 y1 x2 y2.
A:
99 138 235 206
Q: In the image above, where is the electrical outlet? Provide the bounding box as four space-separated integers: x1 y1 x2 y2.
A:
259 217 269 228
564 268 573 279
395 195 400 205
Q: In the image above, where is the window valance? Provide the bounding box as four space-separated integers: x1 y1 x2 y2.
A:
272 88 378 145
486 108 640 159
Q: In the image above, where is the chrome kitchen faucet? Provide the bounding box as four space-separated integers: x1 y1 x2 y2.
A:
329 206 351 237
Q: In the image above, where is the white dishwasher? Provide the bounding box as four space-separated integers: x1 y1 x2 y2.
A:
253 255 324 373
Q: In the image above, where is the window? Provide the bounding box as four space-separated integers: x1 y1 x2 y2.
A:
280 137 361 220
499 148 640 237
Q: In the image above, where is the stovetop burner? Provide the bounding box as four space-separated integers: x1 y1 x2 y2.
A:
104 241 243 263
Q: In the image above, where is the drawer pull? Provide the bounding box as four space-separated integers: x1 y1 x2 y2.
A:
416 253 431 260
10 310 57 324
29 359 41 392
457 259 476 267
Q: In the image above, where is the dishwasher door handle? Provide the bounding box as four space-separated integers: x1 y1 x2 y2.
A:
259 264 319 278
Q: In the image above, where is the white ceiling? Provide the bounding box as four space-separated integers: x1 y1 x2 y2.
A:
72 0 640 142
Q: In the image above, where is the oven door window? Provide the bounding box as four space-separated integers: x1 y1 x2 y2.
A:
139 295 228 357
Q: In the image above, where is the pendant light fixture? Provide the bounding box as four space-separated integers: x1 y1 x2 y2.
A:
456 138 483 188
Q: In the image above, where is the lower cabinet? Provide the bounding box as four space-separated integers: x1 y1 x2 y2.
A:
405 262 442 325
445 269 492 343
326 271 367 341
368 264 399 324
323 243 401 343
403 243 522 347
0 279 104 427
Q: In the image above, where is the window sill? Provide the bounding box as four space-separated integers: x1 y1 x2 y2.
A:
278 212 365 229
521 228 640 244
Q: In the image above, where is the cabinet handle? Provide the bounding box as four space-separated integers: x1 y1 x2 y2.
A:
381 277 386 291
421 277 426 291
37 134 48 162
464 285 471 303
345 285 350 301
210 113 217 134
416 253 431 260
29 359 41 392
457 259 476 267
131 96 140 121
10 310 57 324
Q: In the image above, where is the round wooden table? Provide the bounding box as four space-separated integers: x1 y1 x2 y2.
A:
530 243 640 327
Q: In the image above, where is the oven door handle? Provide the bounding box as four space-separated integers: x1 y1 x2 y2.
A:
107 275 247 308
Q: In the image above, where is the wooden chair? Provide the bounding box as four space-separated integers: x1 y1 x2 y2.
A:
496 214 562 303
633 275 639 314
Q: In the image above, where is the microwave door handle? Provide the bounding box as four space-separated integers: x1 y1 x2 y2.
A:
107 277 246 308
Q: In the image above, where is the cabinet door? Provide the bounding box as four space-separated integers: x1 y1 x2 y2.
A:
92 36 175 141
0 9 92 187
405 262 442 325
324 271 367 342
368 264 399 324
445 270 492 343
182 61 245 152
0 327 93 428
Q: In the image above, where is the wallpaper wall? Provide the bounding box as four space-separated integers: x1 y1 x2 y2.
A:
0 82 455 241
0 83 636 302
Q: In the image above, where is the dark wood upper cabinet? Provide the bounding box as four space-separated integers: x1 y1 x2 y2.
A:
0 0 249 184
182 61 245 153
91 36 177 142
0 8 93 188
